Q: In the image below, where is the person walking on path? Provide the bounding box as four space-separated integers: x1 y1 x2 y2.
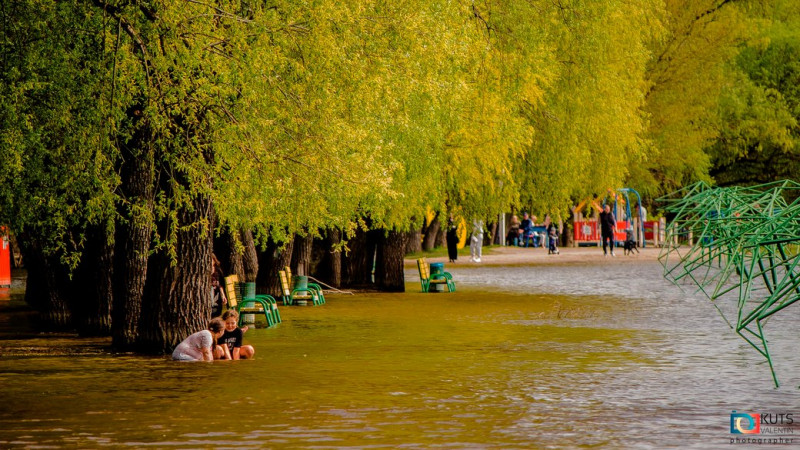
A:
506 214 521 246
599 204 617 257
446 217 459 263
470 219 484 263
519 213 533 247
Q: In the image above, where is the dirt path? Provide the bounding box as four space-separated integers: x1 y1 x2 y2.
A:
405 244 662 267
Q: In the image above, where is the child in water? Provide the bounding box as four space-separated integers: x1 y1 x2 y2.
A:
216 310 255 360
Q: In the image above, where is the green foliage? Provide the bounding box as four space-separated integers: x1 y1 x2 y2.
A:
2 0 796 267
0 1 117 268
707 0 800 186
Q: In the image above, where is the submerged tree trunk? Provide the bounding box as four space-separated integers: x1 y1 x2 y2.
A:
20 238 73 329
342 228 378 288
240 229 258 282
292 233 313 276
216 227 244 281
73 225 113 336
138 195 213 354
256 237 294 297
329 228 341 288
375 228 408 292
112 130 155 350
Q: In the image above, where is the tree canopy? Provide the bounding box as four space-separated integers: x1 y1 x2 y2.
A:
2 0 798 262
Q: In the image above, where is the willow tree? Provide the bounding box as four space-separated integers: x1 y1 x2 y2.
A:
0 1 117 330
708 0 800 186
2 1 333 352
634 0 756 197
491 0 665 219
209 1 405 290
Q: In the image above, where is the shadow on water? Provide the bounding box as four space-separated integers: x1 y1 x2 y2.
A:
1 261 799 448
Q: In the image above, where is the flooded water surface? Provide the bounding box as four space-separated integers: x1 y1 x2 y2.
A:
1 260 799 448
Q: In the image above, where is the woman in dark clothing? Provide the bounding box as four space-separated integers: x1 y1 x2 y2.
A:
446 218 459 263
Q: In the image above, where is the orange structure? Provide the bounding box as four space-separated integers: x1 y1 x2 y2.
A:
0 227 10 287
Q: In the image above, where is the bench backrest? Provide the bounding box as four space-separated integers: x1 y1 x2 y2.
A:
224 274 240 309
278 270 291 296
417 258 430 281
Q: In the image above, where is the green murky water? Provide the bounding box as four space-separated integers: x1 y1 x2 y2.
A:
1 261 799 448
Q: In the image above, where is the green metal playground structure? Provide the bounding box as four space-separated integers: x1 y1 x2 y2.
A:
658 180 800 387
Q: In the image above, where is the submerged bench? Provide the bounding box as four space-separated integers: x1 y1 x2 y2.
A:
417 258 456 293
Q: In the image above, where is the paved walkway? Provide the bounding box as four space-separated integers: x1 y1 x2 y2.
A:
405 244 662 267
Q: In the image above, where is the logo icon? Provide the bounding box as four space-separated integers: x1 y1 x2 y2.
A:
731 411 760 434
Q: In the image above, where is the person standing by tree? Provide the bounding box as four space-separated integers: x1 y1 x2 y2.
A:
446 217 459 263
210 254 227 318
599 204 617 257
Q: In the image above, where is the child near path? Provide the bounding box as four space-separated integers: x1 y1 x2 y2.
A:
547 220 560 255
216 310 255 360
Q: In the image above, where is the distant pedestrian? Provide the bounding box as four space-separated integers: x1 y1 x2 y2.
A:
520 213 533 247
506 214 521 246
599 204 616 257
546 215 560 255
446 217 459 263
470 220 484 263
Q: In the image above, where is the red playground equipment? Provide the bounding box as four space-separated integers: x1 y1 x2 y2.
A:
0 227 10 287
571 188 665 248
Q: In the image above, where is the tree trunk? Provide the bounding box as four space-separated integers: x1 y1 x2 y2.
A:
329 228 341 288
216 227 244 281
20 238 72 329
138 195 213 354
256 237 294 297
375 228 408 292
487 221 497 246
405 228 422 254
112 126 154 350
342 228 377 288
240 229 258 282
73 225 113 336
421 214 440 251
292 233 313 276
9 234 23 269
435 226 446 248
